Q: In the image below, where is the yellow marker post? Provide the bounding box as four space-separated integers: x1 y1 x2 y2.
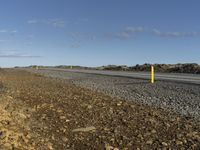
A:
151 65 155 83
70 66 73 69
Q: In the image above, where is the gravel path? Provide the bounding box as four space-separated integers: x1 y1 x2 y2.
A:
29 69 200 119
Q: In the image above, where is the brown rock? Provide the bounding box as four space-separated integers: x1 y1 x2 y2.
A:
105 145 114 150
62 137 68 142
176 140 183 145
146 140 153 145
161 142 168 146
72 126 96 132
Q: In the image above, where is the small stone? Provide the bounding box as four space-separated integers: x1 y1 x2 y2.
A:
117 102 122 106
130 105 135 109
4 143 12 149
137 134 143 139
162 142 168 146
72 126 96 132
51 135 55 140
65 119 70 122
57 109 63 113
48 143 53 150
105 145 114 150
60 116 66 119
146 140 153 145
62 137 68 142
26 134 31 139
176 140 183 145
151 129 157 134
191 144 197 149
110 138 115 142
109 108 114 113
104 127 109 131
87 105 92 109
0 131 6 139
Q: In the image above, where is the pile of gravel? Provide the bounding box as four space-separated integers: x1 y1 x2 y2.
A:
29 69 200 119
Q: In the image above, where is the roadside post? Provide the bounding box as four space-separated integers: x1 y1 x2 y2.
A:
151 65 155 83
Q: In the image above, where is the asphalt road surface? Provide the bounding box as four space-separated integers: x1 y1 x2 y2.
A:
41 68 200 85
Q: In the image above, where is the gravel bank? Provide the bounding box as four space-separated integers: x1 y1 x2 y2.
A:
29 69 200 119
1 69 200 149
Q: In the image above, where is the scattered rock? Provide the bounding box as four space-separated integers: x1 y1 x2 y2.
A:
87 105 92 109
151 129 157 134
117 101 122 106
146 140 153 145
176 140 183 145
59 116 66 120
62 137 68 142
47 143 53 150
105 144 114 150
0 131 6 139
1 69 200 149
161 142 168 146
72 126 96 132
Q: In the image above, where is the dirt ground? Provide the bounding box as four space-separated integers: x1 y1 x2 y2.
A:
0 69 199 150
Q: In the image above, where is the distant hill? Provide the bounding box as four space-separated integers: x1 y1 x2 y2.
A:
24 63 200 74
99 63 200 74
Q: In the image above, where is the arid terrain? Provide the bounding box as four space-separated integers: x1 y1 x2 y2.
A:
27 63 200 74
0 69 200 149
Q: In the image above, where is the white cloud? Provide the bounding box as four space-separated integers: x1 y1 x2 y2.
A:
152 29 199 37
106 27 199 39
106 26 145 39
0 30 8 33
10 30 18 33
0 29 18 35
28 19 66 28
27 20 38 24
74 18 89 25
115 31 131 38
44 19 66 28
69 32 96 42
0 50 41 58
70 43 80 48
0 54 40 58
26 35 34 40
125 27 144 33
28 18 88 28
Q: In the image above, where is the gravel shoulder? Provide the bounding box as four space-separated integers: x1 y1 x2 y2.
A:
0 69 200 149
30 69 200 120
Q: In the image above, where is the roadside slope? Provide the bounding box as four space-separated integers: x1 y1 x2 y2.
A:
0 69 200 149
30 69 200 119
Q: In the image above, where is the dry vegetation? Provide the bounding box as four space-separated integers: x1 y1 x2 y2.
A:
100 63 200 74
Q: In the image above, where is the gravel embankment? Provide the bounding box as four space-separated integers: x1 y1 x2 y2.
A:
29 69 200 120
1 69 200 149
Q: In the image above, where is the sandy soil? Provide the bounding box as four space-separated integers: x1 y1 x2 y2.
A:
0 69 199 149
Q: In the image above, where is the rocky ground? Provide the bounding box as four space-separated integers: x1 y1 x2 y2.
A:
31 69 200 120
0 69 200 149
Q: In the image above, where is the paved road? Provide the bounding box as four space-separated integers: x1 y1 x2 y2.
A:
40 68 200 85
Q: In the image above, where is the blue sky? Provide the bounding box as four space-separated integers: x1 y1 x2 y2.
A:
0 0 200 67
